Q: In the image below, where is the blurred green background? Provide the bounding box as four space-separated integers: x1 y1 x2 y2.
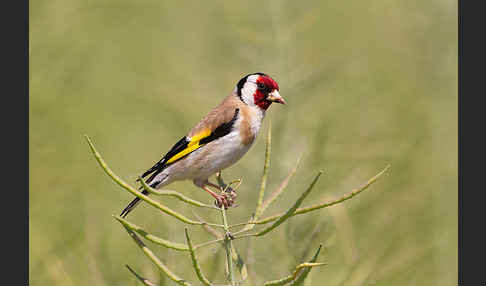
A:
30 0 457 285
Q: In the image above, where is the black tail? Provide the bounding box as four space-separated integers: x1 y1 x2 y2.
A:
121 189 149 218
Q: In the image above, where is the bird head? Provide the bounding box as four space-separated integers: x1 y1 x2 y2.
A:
235 73 286 110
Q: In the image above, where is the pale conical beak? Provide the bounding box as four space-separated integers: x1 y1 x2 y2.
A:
267 90 286 105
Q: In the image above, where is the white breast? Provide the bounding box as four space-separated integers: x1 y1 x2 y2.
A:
247 104 265 136
192 114 257 177
154 106 265 187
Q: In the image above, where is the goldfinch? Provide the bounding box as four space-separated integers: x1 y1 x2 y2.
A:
121 73 285 217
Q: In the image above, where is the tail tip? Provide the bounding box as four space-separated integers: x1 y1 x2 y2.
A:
120 208 129 218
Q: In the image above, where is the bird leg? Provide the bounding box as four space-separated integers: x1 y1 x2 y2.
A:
207 181 237 204
201 184 236 209
206 181 235 193
207 181 237 197
205 181 223 190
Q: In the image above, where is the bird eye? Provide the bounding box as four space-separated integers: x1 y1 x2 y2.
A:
257 82 266 90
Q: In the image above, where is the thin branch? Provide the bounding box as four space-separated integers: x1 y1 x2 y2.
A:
257 164 391 224
235 125 272 235
87 134 389 285
254 122 272 220
192 210 224 239
193 199 247 283
255 171 322 237
185 228 215 286
231 171 322 238
215 173 243 193
116 214 226 251
220 206 236 286
263 245 324 286
230 165 390 229
115 216 189 251
229 243 248 283
85 135 223 228
263 263 326 286
260 155 302 215
125 265 160 286
139 176 218 210
121 224 192 286
193 237 225 250
215 172 226 189
289 245 323 286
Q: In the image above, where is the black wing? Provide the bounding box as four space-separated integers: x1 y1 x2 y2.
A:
141 108 240 185
141 136 189 184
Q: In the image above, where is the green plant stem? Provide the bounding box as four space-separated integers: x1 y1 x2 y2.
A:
260 155 301 215
185 228 214 286
289 245 323 286
229 164 390 230
115 216 189 251
254 122 272 220
139 176 218 210
192 210 225 238
255 171 322 237
122 225 192 286
214 173 249 283
85 135 223 228
263 263 326 286
236 125 272 235
116 215 225 251
194 238 225 249
87 133 389 285
220 206 236 286
125 265 160 286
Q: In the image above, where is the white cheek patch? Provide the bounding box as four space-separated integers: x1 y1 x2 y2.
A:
241 74 260 106
241 85 256 106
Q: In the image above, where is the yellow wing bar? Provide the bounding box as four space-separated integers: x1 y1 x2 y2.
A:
165 128 212 164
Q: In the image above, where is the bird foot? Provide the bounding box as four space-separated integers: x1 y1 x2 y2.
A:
214 189 237 209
